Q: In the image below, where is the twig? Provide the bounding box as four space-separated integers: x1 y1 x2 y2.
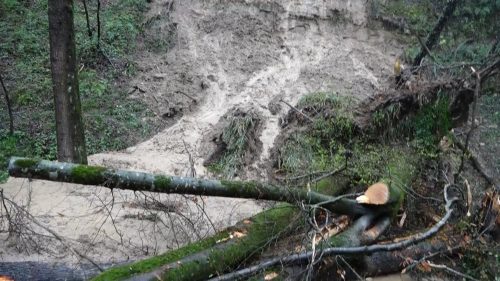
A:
402 244 462 273
464 178 472 217
209 185 457 281
3 195 104 271
0 189 13 234
280 99 314 123
182 140 196 178
414 32 439 64
274 164 346 183
337 256 364 281
427 262 479 281
478 57 500 80
312 165 347 183
175 90 197 104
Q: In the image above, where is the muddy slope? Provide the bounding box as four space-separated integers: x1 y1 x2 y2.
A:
0 0 402 269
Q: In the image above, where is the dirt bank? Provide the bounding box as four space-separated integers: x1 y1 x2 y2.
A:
0 0 403 274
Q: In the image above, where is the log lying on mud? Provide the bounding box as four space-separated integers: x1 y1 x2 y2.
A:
9 157 394 217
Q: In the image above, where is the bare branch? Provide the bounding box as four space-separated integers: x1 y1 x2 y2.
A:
280 99 314 123
427 262 479 281
1 194 103 271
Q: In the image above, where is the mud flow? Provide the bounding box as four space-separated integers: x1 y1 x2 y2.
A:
1 0 402 271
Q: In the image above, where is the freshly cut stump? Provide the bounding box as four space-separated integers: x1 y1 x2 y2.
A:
356 182 390 205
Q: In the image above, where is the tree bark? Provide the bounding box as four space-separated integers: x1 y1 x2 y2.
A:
96 0 101 50
0 73 14 135
48 0 88 164
8 157 374 217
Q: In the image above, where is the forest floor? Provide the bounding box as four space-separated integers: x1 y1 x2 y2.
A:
0 0 497 280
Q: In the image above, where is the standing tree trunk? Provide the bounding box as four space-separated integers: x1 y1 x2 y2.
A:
48 0 87 164
0 73 14 135
96 0 101 50
82 0 92 37
412 0 459 67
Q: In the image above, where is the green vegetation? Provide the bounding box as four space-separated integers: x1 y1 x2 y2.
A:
401 94 452 156
278 93 357 174
13 158 39 169
461 246 500 281
371 2 499 279
0 0 163 183
373 93 452 158
207 113 258 178
278 92 415 188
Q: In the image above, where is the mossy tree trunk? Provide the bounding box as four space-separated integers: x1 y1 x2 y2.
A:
8 157 380 217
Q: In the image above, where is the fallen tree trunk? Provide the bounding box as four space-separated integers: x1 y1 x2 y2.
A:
8 157 377 216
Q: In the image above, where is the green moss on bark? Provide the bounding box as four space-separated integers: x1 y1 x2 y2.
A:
154 175 172 190
158 205 299 281
91 231 231 281
71 165 106 184
14 158 39 169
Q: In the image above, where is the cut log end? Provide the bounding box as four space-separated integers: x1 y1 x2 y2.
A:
356 182 389 205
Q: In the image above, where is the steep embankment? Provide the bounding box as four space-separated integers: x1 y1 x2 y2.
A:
0 0 402 274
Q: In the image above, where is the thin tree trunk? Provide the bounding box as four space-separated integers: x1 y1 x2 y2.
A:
48 0 88 164
0 73 14 135
413 0 459 67
82 0 92 37
96 0 101 50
